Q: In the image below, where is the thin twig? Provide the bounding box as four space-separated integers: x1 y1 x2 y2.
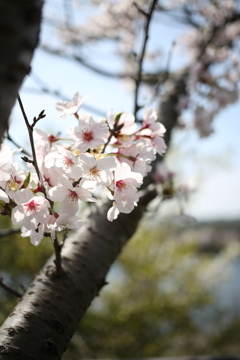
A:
0 277 22 298
101 129 114 154
17 94 52 205
17 94 41 180
133 0 158 117
41 46 132 79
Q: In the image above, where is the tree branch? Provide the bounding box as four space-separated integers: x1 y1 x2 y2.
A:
0 278 23 298
133 0 158 116
41 46 133 79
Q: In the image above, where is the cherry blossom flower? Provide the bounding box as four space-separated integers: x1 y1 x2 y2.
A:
142 108 166 135
48 176 96 215
56 92 86 118
44 145 83 179
45 213 83 241
79 153 116 186
11 189 50 230
107 162 143 221
68 113 109 152
21 224 45 246
139 128 167 155
34 128 60 149
117 141 156 177
137 108 167 155
55 213 82 232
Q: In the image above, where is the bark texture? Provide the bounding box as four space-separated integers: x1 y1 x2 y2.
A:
0 0 43 145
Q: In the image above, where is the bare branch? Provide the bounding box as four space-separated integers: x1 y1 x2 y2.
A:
0 277 23 298
41 46 133 79
133 0 158 117
17 95 52 207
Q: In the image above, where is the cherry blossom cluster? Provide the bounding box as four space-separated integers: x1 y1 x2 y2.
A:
0 93 166 246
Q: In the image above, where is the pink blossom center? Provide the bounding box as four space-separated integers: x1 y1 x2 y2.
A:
48 134 59 144
116 180 128 191
24 200 39 214
62 156 74 168
82 129 93 142
88 166 101 179
67 190 78 202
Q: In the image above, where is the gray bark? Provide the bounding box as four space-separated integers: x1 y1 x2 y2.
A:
0 0 43 145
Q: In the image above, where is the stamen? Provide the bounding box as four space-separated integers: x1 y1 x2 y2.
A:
82 129 93 142
24 200 39 214
116 180 128 191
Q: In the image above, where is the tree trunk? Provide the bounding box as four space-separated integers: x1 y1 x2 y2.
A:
0 0 43 145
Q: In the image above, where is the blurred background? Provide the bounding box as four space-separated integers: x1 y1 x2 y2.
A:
1 0 240 358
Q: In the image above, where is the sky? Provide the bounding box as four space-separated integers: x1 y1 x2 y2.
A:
7 1 240 223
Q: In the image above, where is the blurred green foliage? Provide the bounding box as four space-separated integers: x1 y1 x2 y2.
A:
1 215 240 358
64 222 240 359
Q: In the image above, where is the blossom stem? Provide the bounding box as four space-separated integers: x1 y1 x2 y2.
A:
101 128 115 154
17 94 53 206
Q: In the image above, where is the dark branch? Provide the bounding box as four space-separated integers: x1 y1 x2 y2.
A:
17 94 52 207
41 46 132 79
0 277 22 298
133 0 158 116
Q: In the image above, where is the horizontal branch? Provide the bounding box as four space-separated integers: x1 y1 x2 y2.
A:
0 278 22 298
41 46 133 79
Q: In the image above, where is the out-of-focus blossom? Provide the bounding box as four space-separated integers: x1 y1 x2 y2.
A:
56 92 86 118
